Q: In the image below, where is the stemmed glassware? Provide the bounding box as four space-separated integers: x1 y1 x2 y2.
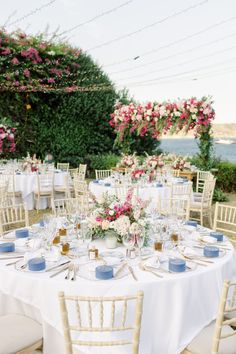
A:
123 233 136 259
136 232 145 258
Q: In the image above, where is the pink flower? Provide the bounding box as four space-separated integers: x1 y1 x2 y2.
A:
23 69 30 78
48 78 55 84
2 47 11 55
11 57 19 65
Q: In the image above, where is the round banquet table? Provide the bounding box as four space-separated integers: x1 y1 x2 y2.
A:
13 172 67 210
0 238 235 354
89 181 172 210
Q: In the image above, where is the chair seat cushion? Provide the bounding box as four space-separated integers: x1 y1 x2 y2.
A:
186 321 236 354
0 314 42 354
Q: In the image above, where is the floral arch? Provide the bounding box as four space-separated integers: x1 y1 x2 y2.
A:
110 96 215 166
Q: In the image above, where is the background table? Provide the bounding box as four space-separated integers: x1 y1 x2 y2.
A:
14 172 67 210
89 182 171 211
0 240 235 354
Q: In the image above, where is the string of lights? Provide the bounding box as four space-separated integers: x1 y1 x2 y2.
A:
7 0 57 27
109 30 236 75
87 0 208 51
57 0 135 37
117 44 236 81
103 14 236 67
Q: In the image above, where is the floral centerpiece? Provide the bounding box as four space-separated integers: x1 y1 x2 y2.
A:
88 189 149 242
117 153 139 169
22 153 40 172
172 156 187 171
131 168 146 182
144 155 164 170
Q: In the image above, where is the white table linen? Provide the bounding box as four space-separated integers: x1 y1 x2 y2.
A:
89 182 171 211
0 239 235 354
14 172 67 210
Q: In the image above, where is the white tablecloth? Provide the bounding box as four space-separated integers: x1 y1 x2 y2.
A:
14 172 67 210
89 182 171 210
0 240 235 354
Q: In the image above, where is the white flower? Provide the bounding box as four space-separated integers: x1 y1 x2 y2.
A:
113 215 130 236
101 220 110 231
109 210 114 216
138 219 146 227
129 222 142 235
48 50 55 56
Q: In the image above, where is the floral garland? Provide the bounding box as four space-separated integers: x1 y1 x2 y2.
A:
110 96 215 140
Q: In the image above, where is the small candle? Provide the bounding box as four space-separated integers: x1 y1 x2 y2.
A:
105 235 117 249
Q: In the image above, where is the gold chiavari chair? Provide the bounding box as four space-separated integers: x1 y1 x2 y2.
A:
189 178 216 227
157 197 190 221
172 169 180 177
51 197 79 217
33 172 54 211
59 291 144 354
78 164 87 180
213 202 236 238
95 169 111 180
181 280 236 354
0 203 29 236
57 162 70 171
193 170 214 201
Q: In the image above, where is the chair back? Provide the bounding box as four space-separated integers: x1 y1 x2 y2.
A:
213 202 236 237
78 164 87 179
211 280 236 354
157 197 190 220
115 185 139 203
0 184 9 207
171 181 192 199
59 291 143 354
36 172 54 193
202 178 216 208
95 169 111 180
52 198 79 217
172 169 180 177
196 170 214 193
57 163 69 171
0 203 29 235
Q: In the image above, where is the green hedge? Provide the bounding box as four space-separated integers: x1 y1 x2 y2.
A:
216 162 236 192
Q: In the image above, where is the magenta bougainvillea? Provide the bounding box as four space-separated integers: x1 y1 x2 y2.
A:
0 28 103 93
110 96 215 140
0 123 16 154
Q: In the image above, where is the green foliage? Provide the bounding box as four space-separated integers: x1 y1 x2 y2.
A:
0 50 118 160
85 154 120 177
216 162 236 192
196 125 215 170
213 188 229 202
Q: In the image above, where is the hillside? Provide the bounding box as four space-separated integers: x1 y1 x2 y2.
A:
163 123 236 139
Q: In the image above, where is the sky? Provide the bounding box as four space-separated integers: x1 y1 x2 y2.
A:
1 0 236 123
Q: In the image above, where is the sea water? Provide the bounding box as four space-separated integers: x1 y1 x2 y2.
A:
160 138 236 163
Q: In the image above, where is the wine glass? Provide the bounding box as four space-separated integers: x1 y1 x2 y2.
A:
123 233 136 259
136 232 145 258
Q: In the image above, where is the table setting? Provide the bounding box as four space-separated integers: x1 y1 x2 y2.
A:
0 190 235 354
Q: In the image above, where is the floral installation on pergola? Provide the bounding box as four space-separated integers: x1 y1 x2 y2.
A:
0 28 113 93
110 97 215 166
